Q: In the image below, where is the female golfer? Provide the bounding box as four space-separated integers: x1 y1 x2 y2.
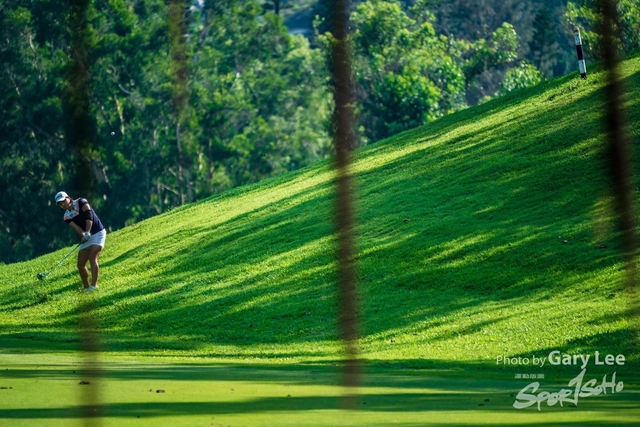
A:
55 191 107 292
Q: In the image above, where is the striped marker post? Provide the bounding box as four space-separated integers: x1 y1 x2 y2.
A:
573 26 587 79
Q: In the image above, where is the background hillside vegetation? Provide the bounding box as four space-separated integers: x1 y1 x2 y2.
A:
1 0 639 263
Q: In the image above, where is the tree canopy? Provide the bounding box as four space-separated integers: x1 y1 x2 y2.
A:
1 0 638 263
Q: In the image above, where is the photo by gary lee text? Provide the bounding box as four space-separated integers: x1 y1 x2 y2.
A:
496 351 625 369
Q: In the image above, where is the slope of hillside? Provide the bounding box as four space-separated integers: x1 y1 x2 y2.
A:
1 56 639 367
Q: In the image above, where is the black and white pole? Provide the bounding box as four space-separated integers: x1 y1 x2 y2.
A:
573 26 587 79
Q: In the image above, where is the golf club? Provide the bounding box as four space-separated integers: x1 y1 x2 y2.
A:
37 244 81 280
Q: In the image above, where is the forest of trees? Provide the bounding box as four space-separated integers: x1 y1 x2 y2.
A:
1 0 639 263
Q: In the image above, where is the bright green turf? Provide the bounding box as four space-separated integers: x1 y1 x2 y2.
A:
1 351 639 427
1 56 639 425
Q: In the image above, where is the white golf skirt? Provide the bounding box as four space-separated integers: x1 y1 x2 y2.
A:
80 229 107 250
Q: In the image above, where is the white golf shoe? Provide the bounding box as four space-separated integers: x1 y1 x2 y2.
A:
86 285 99 292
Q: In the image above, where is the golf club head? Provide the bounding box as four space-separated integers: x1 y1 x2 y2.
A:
37 273 46 280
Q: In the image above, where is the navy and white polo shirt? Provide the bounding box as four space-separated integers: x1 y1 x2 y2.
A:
63 198 105 234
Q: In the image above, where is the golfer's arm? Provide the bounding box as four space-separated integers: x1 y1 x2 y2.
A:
81 204 93 232
69 222 85 238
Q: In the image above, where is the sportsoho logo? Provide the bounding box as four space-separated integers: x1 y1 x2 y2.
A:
496 351 626 411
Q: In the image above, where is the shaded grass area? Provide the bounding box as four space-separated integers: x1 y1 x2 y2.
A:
0 57 638 368
0 353 639 426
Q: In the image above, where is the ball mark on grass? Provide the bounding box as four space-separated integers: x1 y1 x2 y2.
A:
79 381 90 385
156 389 165 393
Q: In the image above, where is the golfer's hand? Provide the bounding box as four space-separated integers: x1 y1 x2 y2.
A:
81 231 91 243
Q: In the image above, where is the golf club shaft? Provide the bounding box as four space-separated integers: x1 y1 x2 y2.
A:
44 244 80 276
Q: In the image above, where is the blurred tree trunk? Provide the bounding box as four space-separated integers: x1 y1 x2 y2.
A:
330 0 360 409
67 0 97 198
168 0 190 205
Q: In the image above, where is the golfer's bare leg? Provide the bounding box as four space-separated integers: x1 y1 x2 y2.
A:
77 249 90 288
88 246 102 287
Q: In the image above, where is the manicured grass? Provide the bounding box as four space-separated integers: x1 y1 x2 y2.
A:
1 56 639 424
1 351 639 426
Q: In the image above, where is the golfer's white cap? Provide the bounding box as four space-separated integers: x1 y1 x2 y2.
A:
55 191 69 203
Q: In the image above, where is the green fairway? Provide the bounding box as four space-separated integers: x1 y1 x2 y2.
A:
1 352 639 427
1 55 640 424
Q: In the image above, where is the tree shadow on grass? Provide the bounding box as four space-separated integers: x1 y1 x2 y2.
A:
1 65 638 365
0 360 638 425
0 396 636 423
2 137 631 354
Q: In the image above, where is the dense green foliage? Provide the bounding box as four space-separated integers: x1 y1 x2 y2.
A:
529 5 562 77
1 0 331 263
497 61 544 96
2 0 640 264
567 0 640 61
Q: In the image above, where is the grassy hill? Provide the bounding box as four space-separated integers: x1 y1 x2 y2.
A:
1 56 639 371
